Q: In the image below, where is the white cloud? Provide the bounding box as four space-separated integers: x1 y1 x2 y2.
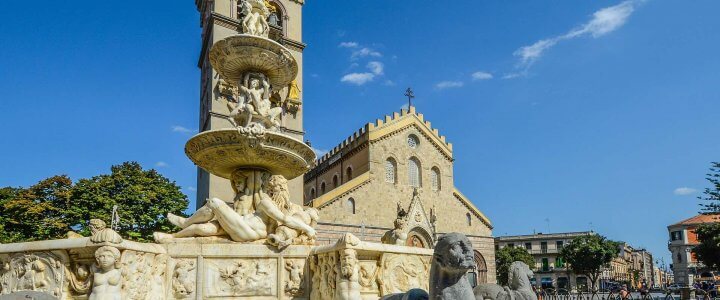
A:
513 0 640 68
339 41 358 48
575 1 636 38
341 73 375 85
367 61 384 75
502 71 528 79
383 80 396 86
472 71 494 80
351 47 382 60
435 81 464 90
186 186 197 192
515 39 559 66
171 125 193 133
674 187 698 196
155 161 169 168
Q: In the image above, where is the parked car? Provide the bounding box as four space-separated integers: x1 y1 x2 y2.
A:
667 284 682 293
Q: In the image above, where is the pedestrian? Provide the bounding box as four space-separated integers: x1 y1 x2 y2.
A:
620 284 630 300
640 282 648 297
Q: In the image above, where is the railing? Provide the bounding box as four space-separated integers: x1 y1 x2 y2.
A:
535 289 719 300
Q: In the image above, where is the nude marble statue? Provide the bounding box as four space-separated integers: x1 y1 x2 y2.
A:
154 170 316 245
89 246 122 300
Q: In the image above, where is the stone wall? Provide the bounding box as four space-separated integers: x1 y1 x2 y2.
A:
309 233 434 299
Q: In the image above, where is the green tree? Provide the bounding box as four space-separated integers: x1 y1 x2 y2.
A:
692 162 720 268
495 246 536 285
70 162 188 242
693 223 720 269
0 176 74 243
699 162 720 214
0 186 25 243
560 234 619 292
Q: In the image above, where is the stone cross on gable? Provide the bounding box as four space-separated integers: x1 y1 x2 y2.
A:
405 87 415 108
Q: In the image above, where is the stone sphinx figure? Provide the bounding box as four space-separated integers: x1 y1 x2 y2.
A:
154 170 316 245
428 233 477 300
89 246 122 300
474 261 536 300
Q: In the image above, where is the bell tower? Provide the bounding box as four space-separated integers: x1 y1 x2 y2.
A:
194 0 306 208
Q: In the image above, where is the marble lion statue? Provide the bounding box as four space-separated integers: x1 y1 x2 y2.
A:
474 261 537 300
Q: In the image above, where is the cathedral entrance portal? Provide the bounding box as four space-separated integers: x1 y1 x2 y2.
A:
405 227 432 249
473 250 488 284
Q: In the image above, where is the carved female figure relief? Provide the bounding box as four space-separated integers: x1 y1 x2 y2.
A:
89 246 122 300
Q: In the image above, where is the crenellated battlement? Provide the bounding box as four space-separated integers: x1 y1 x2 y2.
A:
314 106 454 168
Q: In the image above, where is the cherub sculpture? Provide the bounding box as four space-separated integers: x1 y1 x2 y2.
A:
228 73 283 130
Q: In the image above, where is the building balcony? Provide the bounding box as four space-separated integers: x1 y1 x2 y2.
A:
528 249 558 254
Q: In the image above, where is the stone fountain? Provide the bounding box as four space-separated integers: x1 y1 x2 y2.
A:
0 1 437 299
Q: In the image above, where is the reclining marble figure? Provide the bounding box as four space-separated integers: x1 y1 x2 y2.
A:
154 170 316 245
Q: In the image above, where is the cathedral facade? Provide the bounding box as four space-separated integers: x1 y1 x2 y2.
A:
304 106 496 284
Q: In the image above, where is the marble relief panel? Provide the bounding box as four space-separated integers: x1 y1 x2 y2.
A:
204 258 277 297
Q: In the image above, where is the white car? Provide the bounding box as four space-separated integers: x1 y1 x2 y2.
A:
667 284 682 293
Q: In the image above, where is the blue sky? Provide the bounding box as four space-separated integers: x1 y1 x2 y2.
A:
1 1 719 264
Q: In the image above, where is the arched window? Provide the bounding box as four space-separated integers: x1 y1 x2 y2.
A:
346 166 353 181
333 174 339 188
320 182 326 195
431 167 441 191
310 188 315 199
467 213 472 226
346 198 356 214
385 158 397 184
408 157 421 187
407 134 420 149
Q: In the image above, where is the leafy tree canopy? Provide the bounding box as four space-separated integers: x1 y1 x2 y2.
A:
692 162 720 268
0 176 74 243
699 162 720 214
0 162 188 243
693 223 720 269
560 234 619 291
495 245 536 285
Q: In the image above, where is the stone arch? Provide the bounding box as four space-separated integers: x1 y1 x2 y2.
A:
405 226 432 249
473 250 488 284
346 198 356 214
266 0 288 34
408 157 421 187
345 165 353 182
385 157 397 184
431 166 441 191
